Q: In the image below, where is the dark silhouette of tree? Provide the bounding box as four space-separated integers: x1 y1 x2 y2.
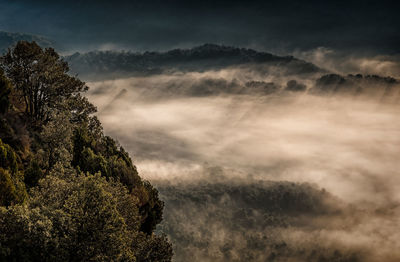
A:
1 41 87 124
0 138 27 206
0 69 12 114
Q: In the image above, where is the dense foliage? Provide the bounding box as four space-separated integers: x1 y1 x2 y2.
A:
0 41 172 261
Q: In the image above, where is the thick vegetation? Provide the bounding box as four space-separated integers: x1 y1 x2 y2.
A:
0 41 172 261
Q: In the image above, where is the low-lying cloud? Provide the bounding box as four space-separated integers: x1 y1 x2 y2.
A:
86 68 400 261
293 47 400 78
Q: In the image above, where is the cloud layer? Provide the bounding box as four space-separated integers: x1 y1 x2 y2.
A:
85 67 400 261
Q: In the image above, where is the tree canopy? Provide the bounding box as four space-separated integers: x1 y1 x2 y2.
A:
0 41 172 261
1 41 89 124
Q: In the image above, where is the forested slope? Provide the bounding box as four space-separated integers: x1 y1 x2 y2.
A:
0 41 172 261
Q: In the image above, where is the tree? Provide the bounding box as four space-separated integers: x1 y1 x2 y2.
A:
137 181 165 234
0 173 138 261
24 160 43 188
132 232 173 262
1 41 88 124
38 111 73 171
0 69 12 114
0 41 172 261
0 138 27 206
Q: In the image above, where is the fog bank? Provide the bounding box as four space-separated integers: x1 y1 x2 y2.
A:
86 69 400 261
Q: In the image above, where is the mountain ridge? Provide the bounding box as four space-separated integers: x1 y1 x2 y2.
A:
64 43 322 80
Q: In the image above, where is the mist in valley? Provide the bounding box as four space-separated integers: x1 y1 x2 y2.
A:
1 1 400 261
85 67 400 261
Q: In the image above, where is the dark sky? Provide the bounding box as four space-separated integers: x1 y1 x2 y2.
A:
0 0 399 54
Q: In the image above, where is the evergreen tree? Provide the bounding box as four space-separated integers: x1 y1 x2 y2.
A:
1 41 88 124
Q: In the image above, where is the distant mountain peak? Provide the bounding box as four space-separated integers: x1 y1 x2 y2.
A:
191 43 238 51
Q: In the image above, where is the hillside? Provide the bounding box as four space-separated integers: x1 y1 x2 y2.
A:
0 41 173 261
65 44 322 80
